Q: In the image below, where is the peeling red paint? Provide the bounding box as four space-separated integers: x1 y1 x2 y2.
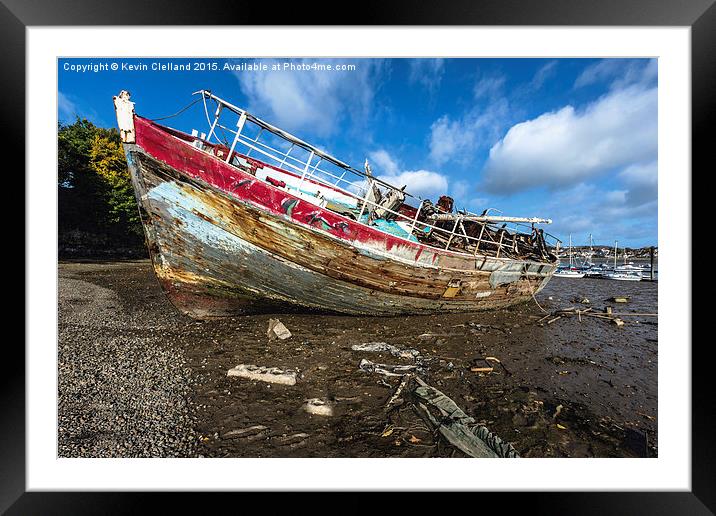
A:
125 115 558 318
135 116 508 264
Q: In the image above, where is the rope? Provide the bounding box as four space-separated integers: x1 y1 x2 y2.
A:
149 98 201 121
526 275 549 314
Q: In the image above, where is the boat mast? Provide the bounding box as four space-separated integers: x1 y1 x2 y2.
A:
569 234 573 267
614 240 618 270
584 233 593 266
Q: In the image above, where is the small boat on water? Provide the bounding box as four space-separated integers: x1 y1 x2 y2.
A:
554 234 585 278
554 268 586 279
604 241 641 281
113 90 560 318
583 264 608 278
604 271 642 281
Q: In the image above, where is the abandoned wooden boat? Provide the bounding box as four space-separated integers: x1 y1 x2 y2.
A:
113 90 560 318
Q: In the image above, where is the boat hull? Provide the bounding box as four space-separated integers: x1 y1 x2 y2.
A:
124 119 557 318
605 275 642 282
553 270 586 278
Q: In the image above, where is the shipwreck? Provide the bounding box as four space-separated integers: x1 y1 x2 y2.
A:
113 90 559 318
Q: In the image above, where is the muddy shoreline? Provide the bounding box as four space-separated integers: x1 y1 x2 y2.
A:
58 259 657 458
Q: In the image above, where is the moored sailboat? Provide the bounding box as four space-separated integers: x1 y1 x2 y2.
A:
554 234 585 278
604 241 642 281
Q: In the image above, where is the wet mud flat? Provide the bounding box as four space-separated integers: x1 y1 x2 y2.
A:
58 260 657 458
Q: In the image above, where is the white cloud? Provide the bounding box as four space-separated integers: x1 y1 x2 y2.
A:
531 61 558 90
476 61 658 246
427 63 563 168
604 190 627 204
408 59 445 93
473 75 505 99
556 214 593 234
428 115 476 165
450 180 470 201
428 98 510 166
520 181 657 247
575 60 623 88
368 149 400 176
618 161 657 207
574 59 656 90
599 170 657 221
369 149 449 201
378 170 449 201
234 59 386 138
481 84 657 194
428 71 513 166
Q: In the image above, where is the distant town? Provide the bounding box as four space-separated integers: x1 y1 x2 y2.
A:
550 245 658 260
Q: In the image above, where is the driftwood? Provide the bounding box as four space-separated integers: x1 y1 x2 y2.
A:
537 305 657 327
384 374 411 412
609 312 658 317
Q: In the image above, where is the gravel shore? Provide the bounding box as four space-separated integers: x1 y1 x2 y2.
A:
58 260 657 458
58 263 198 457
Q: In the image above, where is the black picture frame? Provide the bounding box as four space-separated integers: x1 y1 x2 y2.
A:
5 0 709 511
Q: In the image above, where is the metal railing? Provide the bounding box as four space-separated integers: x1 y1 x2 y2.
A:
193 90 560 262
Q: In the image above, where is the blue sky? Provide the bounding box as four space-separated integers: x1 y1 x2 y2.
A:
59 57 657 247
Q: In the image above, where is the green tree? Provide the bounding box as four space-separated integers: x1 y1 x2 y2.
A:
58 118 95 188
58 118 143 253
90 130 141 233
